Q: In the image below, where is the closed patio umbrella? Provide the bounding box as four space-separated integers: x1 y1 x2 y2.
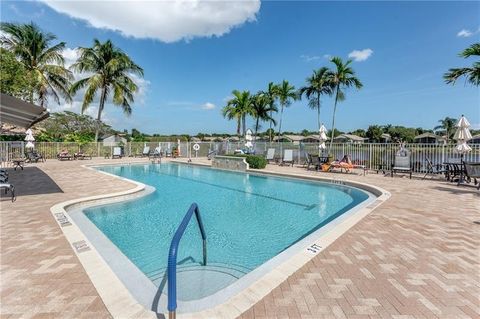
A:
453 115 472 185
25 128 35 149
319 124 328 155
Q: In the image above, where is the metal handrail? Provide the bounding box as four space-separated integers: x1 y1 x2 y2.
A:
167 203 207 319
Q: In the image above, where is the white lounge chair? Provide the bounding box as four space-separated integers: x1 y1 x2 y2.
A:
112 147 122 159
266 148 276 164
281 149 294 166
150 147 162 159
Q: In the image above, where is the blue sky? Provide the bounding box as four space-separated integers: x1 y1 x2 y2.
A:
2 1 479 134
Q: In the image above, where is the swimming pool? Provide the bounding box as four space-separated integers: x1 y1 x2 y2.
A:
80 163 374 311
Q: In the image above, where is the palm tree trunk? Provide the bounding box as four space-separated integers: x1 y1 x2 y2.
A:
254 117 260 149
317 94 321 156
328 86 340 153
94 87 107 142
269 110 273 142
236 117 241 136
242 115 246 137
277 104 284 141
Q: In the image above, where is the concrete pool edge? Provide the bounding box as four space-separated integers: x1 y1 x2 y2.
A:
50 163 158 319
50 161 391 319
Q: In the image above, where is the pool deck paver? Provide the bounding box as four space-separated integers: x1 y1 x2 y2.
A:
1 157 479 318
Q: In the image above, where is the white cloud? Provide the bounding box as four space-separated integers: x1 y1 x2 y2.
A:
41 0 261 43
457 29 473 37
300 54 321 62
323 54 331 60
348 48 373 62
201 102 216 110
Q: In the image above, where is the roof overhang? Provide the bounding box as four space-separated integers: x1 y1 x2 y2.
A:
0 93 50 128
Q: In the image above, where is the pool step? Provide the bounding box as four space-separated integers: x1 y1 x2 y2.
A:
147 263 252 301
146 262 251 281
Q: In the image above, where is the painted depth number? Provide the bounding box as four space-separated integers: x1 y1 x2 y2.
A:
306 243 322 254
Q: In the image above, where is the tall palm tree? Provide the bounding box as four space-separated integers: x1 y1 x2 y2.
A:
222 90 252 136
276 80 297 141
262 82 279 142
444 43 480 86
434 117 457 143
327 57 363 151
0 22 72 106
70 39 144 142
298 67 333 148
251 92 277 146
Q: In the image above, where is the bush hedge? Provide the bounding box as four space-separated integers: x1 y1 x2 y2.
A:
224 154 267 169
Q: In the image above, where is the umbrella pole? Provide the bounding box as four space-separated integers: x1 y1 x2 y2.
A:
457 154 465 186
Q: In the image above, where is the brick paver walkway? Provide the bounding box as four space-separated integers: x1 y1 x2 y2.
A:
238 165 480 319
1 158 146 318
1 159 478 318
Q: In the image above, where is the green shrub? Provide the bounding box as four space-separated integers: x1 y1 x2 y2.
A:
245 155 267 169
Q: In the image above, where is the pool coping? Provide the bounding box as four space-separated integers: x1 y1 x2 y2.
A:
50 160 391 319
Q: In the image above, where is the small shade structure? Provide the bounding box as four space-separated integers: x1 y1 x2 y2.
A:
319 124 328 154
453 115 472 185
0 93 49 128
25 128 35 149
102 135 127 147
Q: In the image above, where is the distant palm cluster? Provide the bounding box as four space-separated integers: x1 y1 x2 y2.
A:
222 57 362 149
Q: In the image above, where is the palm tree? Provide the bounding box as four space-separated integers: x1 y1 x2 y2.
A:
0 22 72 106
444 43 480 86
222 90 253 137
70 39 144 142
276 80 297 141
327 57 363 151
298 67 333 148
251 93 277 146
434 117 457 143
262 82 279 142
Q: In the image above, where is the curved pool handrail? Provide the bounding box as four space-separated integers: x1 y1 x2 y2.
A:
167 203 207 319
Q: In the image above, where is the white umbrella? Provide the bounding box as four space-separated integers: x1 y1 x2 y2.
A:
245 129 253 149
453 115 472 185
25 128 35 149
318 124 328 151
454 115 472 154
177 139 181 156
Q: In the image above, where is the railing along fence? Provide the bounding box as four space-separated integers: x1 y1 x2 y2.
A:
1 141 479 172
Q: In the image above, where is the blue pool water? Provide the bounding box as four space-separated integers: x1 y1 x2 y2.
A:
84 163 371 300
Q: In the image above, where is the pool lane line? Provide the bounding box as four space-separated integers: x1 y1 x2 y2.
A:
144 167 319 210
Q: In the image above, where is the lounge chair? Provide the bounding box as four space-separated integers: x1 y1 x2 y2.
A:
26 150 44 163
280 149 294 166
74 152 92 160
149 147 162 159
136 146 150 157
464 162 480 190
57 150 72 161
0 183 15 202
422 157 446 180
391 155 412 179
265 148 276 164
112 147 122 159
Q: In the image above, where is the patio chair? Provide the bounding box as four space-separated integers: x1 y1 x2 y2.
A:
74 152 92 160
149 147 162 159
265 148 276 164
391 155 412 179
26 150 44 163
0 183 15 202
112 147 122 159
280 149 294 166
136 146 150 157
422 157 446 180
464 162 480 190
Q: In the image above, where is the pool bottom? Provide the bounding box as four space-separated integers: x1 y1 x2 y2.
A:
66 166 379 314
